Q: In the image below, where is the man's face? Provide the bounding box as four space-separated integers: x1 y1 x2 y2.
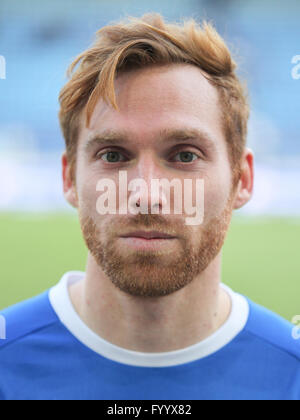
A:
74 64 236 297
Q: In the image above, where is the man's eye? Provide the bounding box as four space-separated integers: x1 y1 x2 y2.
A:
96 150 201 164
172 151 200 163
97 151 127 163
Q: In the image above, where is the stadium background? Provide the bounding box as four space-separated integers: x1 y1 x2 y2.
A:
0 0 299 321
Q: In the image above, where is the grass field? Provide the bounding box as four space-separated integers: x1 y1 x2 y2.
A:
0 212 299 322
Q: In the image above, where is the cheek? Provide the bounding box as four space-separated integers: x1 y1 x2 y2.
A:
76 168 100 217
77 170 122 226
203 165 232 219
75 156 104 210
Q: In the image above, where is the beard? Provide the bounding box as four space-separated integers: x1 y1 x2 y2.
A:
79 197 234 298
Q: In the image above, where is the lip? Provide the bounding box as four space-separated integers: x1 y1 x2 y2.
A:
119 235 177 252
120 230 176 240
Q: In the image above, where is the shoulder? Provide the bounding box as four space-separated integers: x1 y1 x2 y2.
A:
243 297 300 363
0 291 59 351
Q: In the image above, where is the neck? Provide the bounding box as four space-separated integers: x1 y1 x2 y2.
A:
69 252 231 353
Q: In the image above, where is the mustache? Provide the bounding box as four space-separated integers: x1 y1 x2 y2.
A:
127 213 170 228
107 213 183 238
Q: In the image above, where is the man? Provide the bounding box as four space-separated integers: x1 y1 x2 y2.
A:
0 13 299 401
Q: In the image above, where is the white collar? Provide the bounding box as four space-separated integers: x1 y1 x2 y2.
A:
49 271 249 367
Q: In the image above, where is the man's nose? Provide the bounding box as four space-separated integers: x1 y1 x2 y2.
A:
128 154 167 214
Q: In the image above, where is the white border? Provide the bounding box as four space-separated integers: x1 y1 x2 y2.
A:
49 271 249 367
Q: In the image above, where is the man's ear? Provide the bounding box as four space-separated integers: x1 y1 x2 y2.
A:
62 152 78 208
233 148 254 210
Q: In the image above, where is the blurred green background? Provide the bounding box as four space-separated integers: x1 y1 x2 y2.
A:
0 212 299 322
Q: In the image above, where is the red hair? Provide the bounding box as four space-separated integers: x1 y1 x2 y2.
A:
59 13 249 185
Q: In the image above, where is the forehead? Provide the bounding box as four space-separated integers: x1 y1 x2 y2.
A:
79 64 224 147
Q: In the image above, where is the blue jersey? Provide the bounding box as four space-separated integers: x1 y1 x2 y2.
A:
0 272 299 400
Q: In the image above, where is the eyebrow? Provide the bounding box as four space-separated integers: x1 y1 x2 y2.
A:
84 127 217 154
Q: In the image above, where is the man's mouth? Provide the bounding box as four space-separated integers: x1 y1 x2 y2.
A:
119 231 177 250
120 230 176 240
